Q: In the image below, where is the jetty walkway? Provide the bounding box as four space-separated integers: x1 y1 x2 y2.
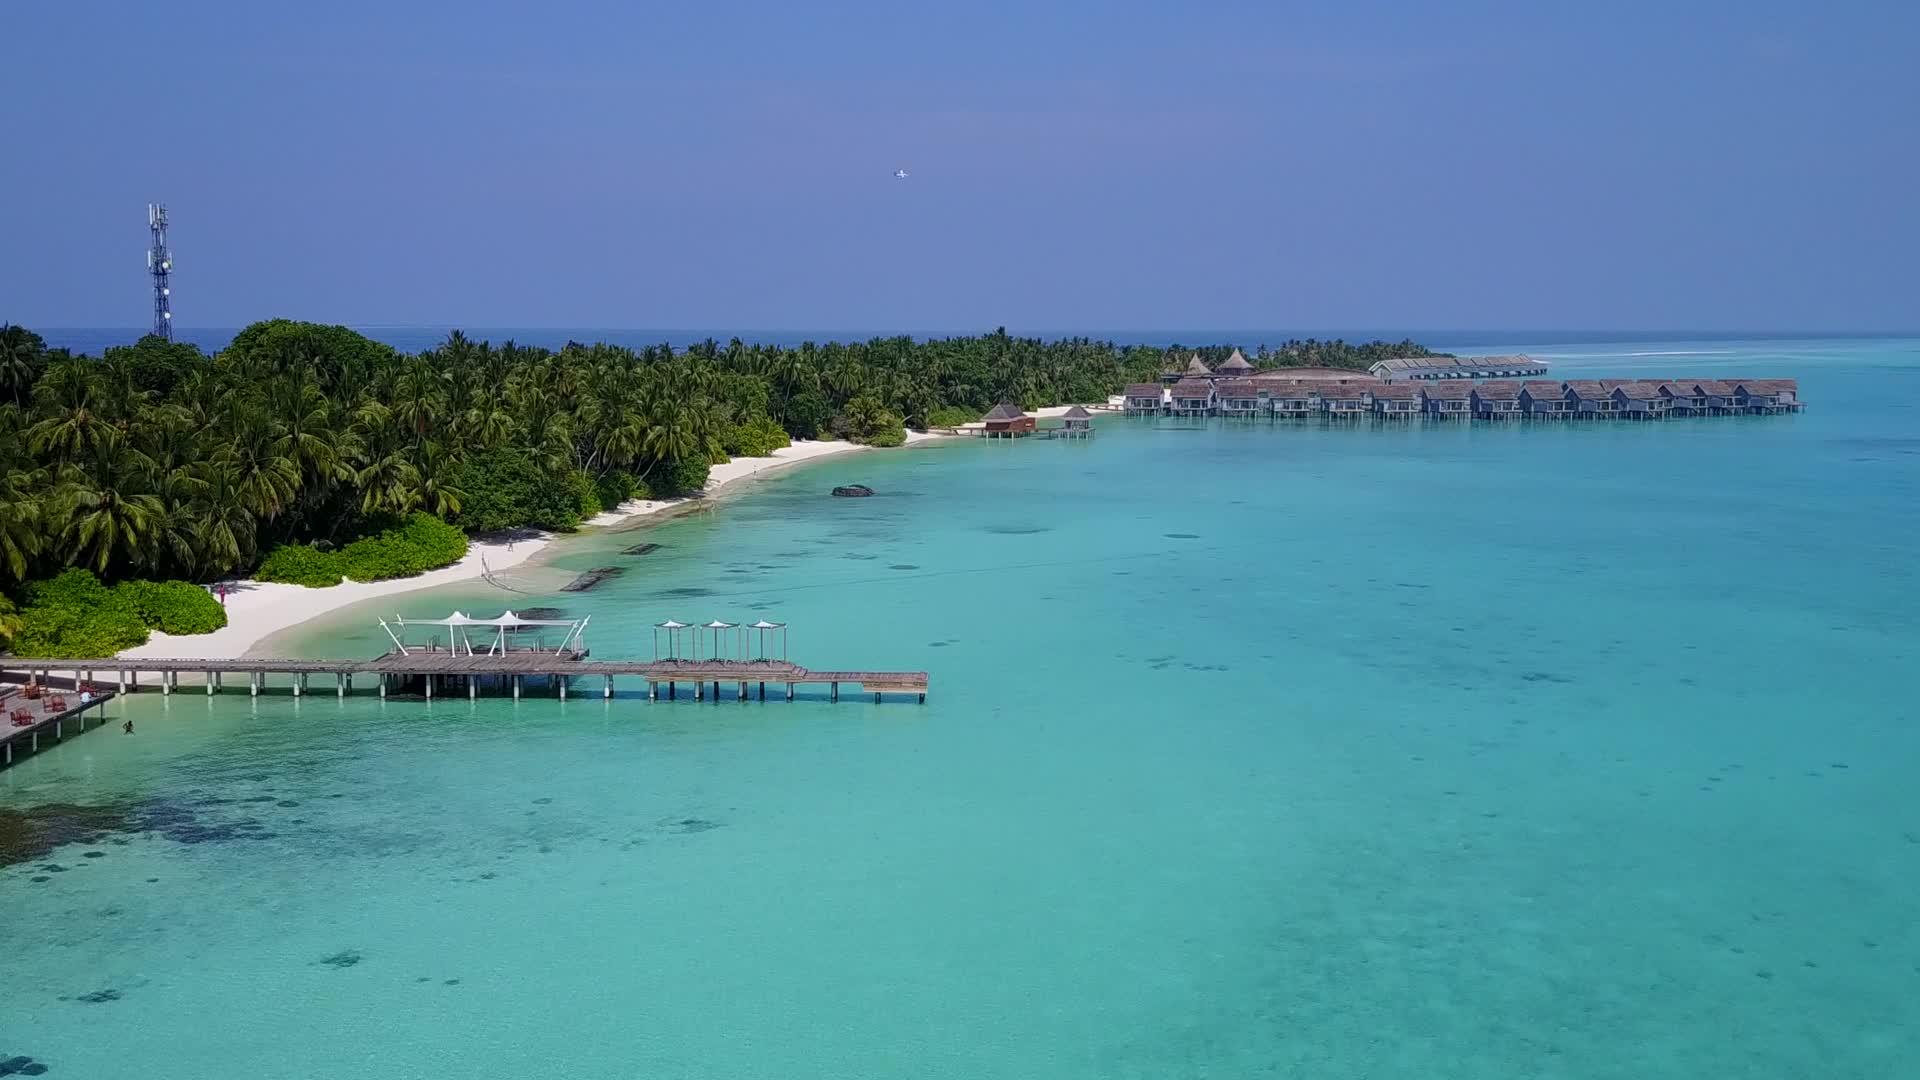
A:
1 683 117 766
1 654 928 704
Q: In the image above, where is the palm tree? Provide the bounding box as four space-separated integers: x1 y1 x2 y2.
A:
189 462 259 576
55 445 165 575
0 324 47 408
216 406 301 519
409 441 466 517
27 357 112 463
0 461 46 584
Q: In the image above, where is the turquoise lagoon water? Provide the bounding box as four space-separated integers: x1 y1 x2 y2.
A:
4 338 1918 1078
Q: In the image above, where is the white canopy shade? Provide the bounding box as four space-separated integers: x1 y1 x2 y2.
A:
656 619 690 630
704 620 737 629
404 610 577 628
749 620 785 630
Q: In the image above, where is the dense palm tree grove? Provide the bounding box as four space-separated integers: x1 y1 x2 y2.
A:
0 320 1438 592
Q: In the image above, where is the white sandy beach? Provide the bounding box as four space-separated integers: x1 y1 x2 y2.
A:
117 433 959 662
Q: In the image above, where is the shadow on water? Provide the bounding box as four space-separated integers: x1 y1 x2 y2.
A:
1 797 277 870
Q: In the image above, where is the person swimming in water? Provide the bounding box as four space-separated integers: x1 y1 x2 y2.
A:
123 719 134 734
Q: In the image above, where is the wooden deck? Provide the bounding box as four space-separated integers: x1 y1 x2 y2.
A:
1 688 118 766
1 650 929 703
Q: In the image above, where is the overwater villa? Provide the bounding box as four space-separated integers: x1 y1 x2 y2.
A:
1420 381 1474 419
1369 383 1422 419
1123 382 1167 414
982 402 1036 438
1170 378 1215 416
1519 381 1571 418
1119 376 1801 422
1471 380 1522 419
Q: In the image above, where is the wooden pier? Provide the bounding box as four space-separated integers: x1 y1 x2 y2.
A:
1 651 929 710
1 684 118 767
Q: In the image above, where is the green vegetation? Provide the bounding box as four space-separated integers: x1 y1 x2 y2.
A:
8 568 225 657
925 405 980 429
1176 338 1447 372
0 320 1446 609
256 513 467 588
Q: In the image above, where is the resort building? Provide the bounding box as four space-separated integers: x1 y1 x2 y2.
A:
1420 382 1474 419
1060 405 1095 437
982 402 1035 438
1169 378 1215 416
1215 379 1263 419
1113 349 1798 424
1660 382 1708 415
1369 383 1422 419
1215 348 1256 377
1265 381 1316 417
1251 368 1381 386
1471 380 1522 419
1161 354 1215 384
1519 381 1571 418
1734 379 1800 413
1370 355 1550 381
1611 381 1670 419
1123 383 1167 414
1691 380 1739 414
1314 384 1372 419
1563 381 1618 418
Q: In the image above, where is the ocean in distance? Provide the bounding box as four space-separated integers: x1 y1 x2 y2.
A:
3 335 1917 1078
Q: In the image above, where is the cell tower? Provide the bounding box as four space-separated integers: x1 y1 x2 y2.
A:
147 203 173 340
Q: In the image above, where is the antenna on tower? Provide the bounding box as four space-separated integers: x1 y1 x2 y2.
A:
147 203 173 340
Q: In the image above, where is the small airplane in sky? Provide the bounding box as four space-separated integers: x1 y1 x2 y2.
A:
893 168 910 180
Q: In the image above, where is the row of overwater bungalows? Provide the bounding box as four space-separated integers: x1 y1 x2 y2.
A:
1122 378 1802 421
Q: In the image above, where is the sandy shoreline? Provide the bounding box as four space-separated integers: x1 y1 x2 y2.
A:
117 432 956 662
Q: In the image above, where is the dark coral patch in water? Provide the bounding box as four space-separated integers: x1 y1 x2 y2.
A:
319 949 363 968
889 564 920 571
984 524 1049 535
1164 533 1201 539
653 586 713 599
77 988 123 1003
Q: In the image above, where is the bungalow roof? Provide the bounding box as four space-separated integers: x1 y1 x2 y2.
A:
1171 378 1214 398
1563 380 1611 399
1216 348 1255 373
1612 381 1664 400
1472 380 1521 400
1520 380 1564 397
982 402 1027 421
1314 384 1371 401
1421 382 1475 400
1251 367 1380 383
1691 380 1735 395
1183 355 1213 376
1123 383 1164 399
1062 405 1093 419
1214 379 1259 400
1369 384 1421 400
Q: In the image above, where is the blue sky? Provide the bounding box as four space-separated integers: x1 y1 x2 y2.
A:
5 0 1916 331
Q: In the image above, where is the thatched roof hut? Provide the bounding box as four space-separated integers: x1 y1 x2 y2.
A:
1183 355 1213 377
982 402 1027 422
1216 348 1255 374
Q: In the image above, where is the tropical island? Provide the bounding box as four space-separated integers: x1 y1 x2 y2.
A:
0 320 1444 657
